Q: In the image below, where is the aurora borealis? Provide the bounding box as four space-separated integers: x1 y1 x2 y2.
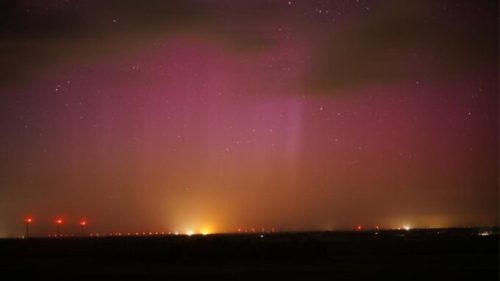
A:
0 0 498 237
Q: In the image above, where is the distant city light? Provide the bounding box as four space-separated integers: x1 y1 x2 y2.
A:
201 229 211 235
403 225 411 231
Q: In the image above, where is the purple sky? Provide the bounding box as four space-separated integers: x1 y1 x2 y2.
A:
0 0 497 237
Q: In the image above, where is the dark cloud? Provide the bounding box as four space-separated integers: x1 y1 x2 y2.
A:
0 0 284 88
0 1 195 86
1 0 497 92
309 0 498 92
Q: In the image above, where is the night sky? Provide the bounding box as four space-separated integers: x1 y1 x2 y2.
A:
0 0 498 237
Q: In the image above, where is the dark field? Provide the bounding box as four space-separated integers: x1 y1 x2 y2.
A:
1 228 498 280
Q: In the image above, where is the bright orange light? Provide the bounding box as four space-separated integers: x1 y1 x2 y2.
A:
200 228 211 236
80 221 87 226
357 225 362 230
55 219 63 224
24 218 33 223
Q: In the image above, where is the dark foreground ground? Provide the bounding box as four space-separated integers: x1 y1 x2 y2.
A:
0 228 498 280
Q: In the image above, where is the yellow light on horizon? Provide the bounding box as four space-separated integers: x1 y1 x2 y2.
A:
200 225 214 236
200 229 212 236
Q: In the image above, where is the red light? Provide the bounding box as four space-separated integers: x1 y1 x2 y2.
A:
80 221 87 226
25 218 33 223
357 225 362 231
55 219 63 224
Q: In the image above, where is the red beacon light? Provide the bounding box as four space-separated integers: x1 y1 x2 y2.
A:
79 220 88 236
54 218 63 237
24 217 33 238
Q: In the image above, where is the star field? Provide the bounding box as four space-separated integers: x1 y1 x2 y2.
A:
0 0 497 237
